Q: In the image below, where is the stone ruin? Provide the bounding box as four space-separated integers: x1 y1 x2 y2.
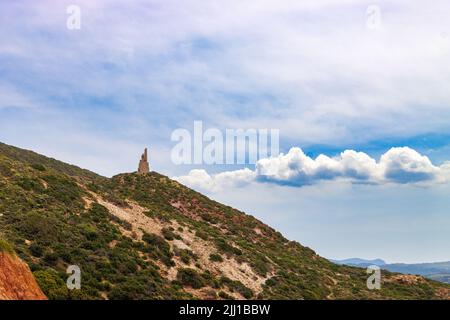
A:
137 148 150 174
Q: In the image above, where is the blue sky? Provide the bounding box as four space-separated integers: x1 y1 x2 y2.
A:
1 0 450 263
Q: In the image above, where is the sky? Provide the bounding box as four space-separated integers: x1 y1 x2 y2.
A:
1 0 450 263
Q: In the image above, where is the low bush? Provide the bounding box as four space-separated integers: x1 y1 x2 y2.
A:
195 230 208 240
215 239 242 256
29 243 44 257
177 268 206 289
0 239 14 254
218 291 234 300
220 277 253 299
162 227 180 241
209 253 223 262
142 233 174 267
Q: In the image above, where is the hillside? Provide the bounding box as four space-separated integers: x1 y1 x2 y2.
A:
0 141 449 300
331 258 387 268
383 262 450 283
333 259 450 284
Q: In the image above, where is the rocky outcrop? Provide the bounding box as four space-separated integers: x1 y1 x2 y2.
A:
0 252 47 300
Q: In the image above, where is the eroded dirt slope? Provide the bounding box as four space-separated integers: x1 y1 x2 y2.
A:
0 252 47 300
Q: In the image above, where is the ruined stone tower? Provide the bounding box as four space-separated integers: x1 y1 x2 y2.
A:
137 148 150 174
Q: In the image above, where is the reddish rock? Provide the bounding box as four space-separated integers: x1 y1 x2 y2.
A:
0 252 47 300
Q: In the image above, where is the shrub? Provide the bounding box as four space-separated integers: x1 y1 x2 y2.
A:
218 291 234 300
250 256 271 276
143 233 167 248
34 269 73 300
0 162 13 177
17 212 60 245
80 224 98 241
42 174 83 206
29 243 44 257
161 228 177 241
0 239 14 254
201 213 218 224
143 211 154 218
17 177 44 192
88 203 110 223
43 252 59 265
108 279 147 300
215 239 242 256
177 268 206 289
142 233 174 267
209 253 223 262
195 230 208 240
109 214 132 230
174 248 197 264
220 277 253 299
31 163 46 171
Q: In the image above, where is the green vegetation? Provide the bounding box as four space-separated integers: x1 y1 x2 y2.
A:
142 232 175 267
174 248 197 264
209 253 223 262
195 230 208 240
0 238 14 254
177 268 206 289
220 277 253 299
215 238 243 256
218 291 234 299
161 227 181 241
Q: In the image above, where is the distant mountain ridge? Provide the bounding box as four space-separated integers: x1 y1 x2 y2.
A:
332 258 450 284
330 258 386 267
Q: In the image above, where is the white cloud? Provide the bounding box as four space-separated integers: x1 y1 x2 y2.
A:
3 0 450 180
379 147 440 184
0 86 37 109
3 0 450 147
174 147 450 192
255 148 382 186
174 168 255 193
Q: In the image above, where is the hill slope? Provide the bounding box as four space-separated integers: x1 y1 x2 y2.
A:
331 258 387 267
333 259 450 284
0 142 449 300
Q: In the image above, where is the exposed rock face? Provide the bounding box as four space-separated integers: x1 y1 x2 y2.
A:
0 252 47 300
138 148 150 174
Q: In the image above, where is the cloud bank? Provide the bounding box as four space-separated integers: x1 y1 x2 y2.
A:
174 147 450 192
3 0 450 148
2 0 450 178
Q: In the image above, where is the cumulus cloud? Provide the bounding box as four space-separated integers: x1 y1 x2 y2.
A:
379 147 441 184
3 1 450 179
174 147 449 192
174 168 256 192
255 148 381 186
